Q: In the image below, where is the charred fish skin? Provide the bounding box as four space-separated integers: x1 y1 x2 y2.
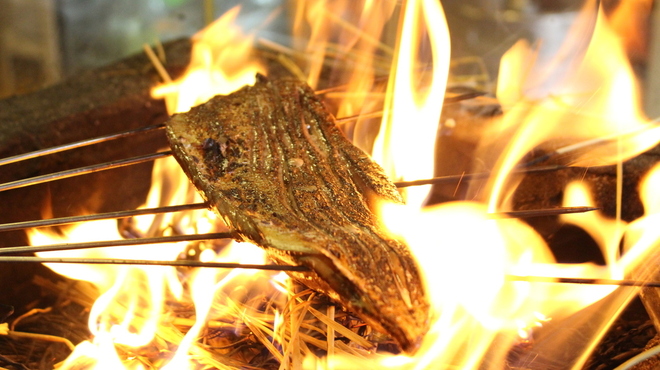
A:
165 74 430 353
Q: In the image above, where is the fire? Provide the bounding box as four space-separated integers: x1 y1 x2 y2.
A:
27 7 276 368
371 0 449 208
151 6 265 115
487 0 660 211
330 0 660 368
23 0 660 369
161 244 269 370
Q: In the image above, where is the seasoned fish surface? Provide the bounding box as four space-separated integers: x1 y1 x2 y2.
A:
165 75 429 352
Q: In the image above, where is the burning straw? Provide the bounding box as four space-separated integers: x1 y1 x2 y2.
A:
40 272 378 370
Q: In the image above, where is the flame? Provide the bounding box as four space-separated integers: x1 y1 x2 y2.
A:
622 163 660 273
28 7 271 367
28 157 201 368
161 243 268 369
371 200 618 368
487 0 660 210
30 157 281 369
291 0 397 154
151 6 265 115
561 183 626 267
326 0 660 368
608 0 652 62
371 0 449 208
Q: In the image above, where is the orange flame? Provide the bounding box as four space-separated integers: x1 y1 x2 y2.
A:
152 6 265 115
28 7 271 368
488 0 660 211
291 0 397 153
371 0 449 208
328 0 660 368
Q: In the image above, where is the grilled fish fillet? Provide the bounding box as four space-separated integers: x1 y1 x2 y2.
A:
165 74 429 352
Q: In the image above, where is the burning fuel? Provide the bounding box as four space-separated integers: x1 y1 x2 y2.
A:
21 0 660 369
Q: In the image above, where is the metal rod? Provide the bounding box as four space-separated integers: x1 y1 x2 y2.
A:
0 254 650 284
522 123 660 167
0 256 310 272
0 204 595 238
0 151 172 193
0 124 165 168
333 93 485 124
507 275 660 288
443 91 486 103
0 155 569 193
314 74 391 95
316 71 484 103
0 203 209 232
492 207 599 219
394 165 568 188
335 110 383 123
0 232 234 255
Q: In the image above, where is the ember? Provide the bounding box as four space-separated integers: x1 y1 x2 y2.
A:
1 1 660 369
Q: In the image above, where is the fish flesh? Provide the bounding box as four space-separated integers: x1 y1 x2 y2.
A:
165 74 429 353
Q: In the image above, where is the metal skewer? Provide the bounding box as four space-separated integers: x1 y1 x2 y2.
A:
0 149 569 193
0 254 652 287
0 124 165 168
0 203 209 232
492 207 599 218
0 256 310 272
0 151 172 193
0 232 234 255
0 119 598 263
0 206 598 257
507 275 660 288
520 122 660 167
0 118 575 193
2 102 646 195
393 165 568 187
334 93 487 124
335 110 384 123
0 128 626 290
443 91 487 103
0 205 598 234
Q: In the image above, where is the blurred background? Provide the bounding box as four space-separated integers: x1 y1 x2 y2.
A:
0 0 286 97
0 0 656 114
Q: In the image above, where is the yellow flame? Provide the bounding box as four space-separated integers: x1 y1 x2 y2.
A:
373 200 618 368
372 0 449 208
28 161 197 368
496 39 536 109
487 1 660 211
608 0 652 62
27 7 288 369
548 165 660 369
58 334 144 370
162 242 268 369
324 0 660 368
619 163 660 274
561 183 627 267
151 6 265 115
291 0 397 153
